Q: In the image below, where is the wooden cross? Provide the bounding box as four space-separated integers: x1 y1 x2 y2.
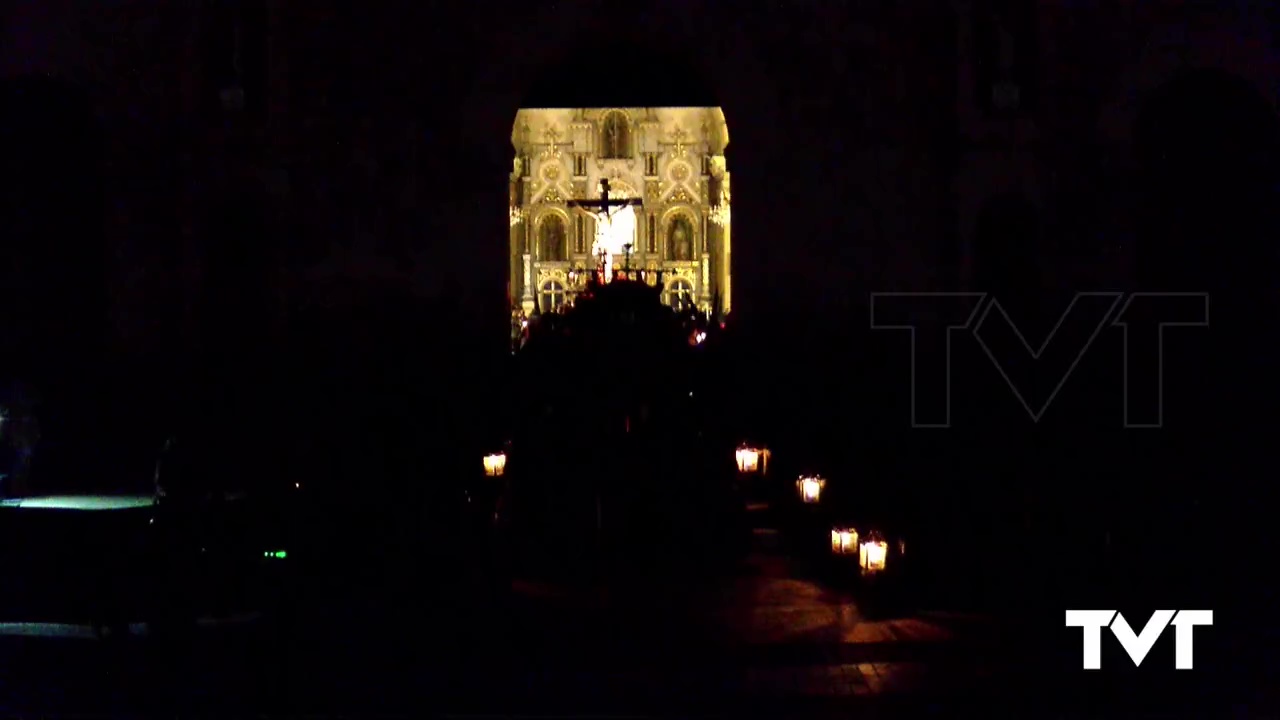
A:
571 179 643 283
567 178 643 220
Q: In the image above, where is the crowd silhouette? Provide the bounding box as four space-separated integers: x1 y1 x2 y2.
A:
505 278 745 582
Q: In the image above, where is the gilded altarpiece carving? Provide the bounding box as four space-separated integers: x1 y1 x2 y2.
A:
511 107 731 316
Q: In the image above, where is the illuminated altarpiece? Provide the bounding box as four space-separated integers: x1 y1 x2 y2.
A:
509 107 731 317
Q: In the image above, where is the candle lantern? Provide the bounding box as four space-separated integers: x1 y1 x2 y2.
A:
483 452 507 477
859 530 889 574
735 445 770 474
831 527 859 555
796 475 826 504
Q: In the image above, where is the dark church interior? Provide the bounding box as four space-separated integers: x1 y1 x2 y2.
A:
1 1 1278 716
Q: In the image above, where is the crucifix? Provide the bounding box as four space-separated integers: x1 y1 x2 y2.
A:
568 177 643 216
568 178 643 283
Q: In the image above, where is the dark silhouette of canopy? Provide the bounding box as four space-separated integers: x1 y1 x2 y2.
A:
521 12 716 109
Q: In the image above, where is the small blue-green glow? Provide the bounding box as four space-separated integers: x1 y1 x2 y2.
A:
263 550 287 559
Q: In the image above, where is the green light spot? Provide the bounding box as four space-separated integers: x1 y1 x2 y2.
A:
264 550 287 559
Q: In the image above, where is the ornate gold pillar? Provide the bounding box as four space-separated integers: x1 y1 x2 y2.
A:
521 252 534 314
715 172 732 313
722 221 731 313
700 250 711 307
509 214 522 307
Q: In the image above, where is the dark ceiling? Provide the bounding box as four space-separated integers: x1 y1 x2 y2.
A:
520 4 718 109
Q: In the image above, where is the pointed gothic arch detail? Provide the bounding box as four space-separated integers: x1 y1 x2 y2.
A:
661 208 699 262
598 110 633 159
537 212 567 262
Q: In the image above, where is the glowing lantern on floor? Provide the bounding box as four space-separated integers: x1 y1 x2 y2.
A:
483 452 507 477
860 531 889 574
796 476 825 504
831 528 859 555
735 445 769 474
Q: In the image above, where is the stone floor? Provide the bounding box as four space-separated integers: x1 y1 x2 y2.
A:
0 519 1271 716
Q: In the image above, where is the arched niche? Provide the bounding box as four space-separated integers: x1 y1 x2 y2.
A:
598 110 634 159
535 209 569 262
662 208 699 262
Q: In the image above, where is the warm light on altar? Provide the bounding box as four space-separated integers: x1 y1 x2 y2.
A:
735 445 769 474
589 190 636 285
796 476 825 504
859 531 889 574
510 109 732 322
831 528 859 555
483 452 507 477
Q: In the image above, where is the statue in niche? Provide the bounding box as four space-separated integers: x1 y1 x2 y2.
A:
540 215 566 261
600 113 630 159
667 216 694 261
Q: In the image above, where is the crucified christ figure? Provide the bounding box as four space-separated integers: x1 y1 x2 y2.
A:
590 203 637 281
596 202 645 280
568 178 642 282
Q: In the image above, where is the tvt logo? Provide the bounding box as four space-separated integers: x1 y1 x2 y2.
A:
869 292 1210 427
1066 610 1213 669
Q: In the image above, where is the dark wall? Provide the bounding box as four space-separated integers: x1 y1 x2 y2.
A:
0 75 105 382
1135 67 1280 289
